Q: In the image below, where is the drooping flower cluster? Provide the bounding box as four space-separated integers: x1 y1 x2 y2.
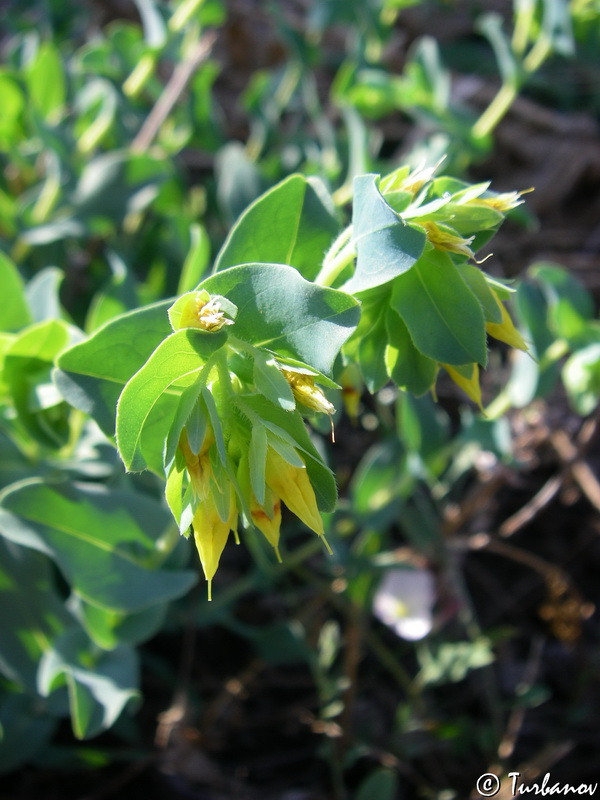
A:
167 290 335 598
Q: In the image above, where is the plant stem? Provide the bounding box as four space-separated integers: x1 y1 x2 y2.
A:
472 82 519 141
315 227 356 287
131 32 216 153
473 28 553 143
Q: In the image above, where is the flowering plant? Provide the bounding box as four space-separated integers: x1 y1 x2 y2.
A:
55 165 528 594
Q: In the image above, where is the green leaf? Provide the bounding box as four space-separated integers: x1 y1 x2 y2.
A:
508 282 559 403
344 174 426 294
116 328 227 472
184 395 209 454
397 393 450 474
0 481 197 613
358 310 389 393
530 262 595 343
200 263 359 377
351 438 410 522
456 263 503 323
417 638 495 686
354 769 398 800
0 252 32 332
215 142 263 224
0 539 71 694
385 307 437 395
477 13 519 87
202 386 228 467
26 267 64 323
0 691 57 774
562 343 600 416
72 151 170 223
540 0 575 56
249 424 267 505
38 628 139 739
178 223 211 294
25 42 66 122
344 287 388 393
85 249 138 332
71 596 167 651
0 71 25 150
132 0 167 47
214 174 339 281
55 300 172 437
165 453 187 531
390 249 487 366
253 351 295 410
4 319 74 448
164 384 206 472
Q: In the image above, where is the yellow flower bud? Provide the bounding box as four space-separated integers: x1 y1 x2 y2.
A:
280 368 335 416
442 363 483 410
264 448 326 539
193 482 237 600
473 190 529 213
486 293 528 352
339 364 362 423
421 222 475 259
179 428 215 499
250 493 282 561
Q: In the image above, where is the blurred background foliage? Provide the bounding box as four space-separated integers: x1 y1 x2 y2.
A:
0 0 599 798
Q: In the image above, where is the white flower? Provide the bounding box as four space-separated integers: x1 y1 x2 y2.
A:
373 568 435 641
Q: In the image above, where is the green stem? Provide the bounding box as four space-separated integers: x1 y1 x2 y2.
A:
523 35 552 74
315 227 356 287
512 0 536 57
473 29 553 143
484 338 570 419
472 82 519 141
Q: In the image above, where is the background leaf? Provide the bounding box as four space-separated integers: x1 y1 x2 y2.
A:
0 481 196 613
38 628 139 739
0 252 32 333
0 538 71 694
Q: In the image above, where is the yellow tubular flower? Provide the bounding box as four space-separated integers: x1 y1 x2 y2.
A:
193 483 237 600
340 365 362 423
421 222 475 259
264 449 329 547
250 494 282 561
486 294 529 351
443 363 483 410
280 369 335 416
474 190 528 213
179 428 215 499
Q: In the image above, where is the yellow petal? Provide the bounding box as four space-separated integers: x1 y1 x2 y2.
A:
179 428 215 499
192 485 237 597
251 494 282 558
265 449 324 536
421 221 475 259
340 364 362 423
486 294 528 351
443 363 483 409
280 369 335 415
